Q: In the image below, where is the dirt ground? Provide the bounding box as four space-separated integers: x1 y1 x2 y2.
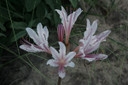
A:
0 0 128 85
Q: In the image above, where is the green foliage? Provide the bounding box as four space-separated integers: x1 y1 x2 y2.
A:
0 0 63 55
69 0 78 8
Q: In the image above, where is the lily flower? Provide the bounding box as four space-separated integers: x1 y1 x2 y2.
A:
57 24 64 42
76 19 111 62
47 42 76 78
56 6 82 45
19 23 51 54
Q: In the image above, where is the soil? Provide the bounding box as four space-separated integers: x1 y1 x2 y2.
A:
0 0 128 85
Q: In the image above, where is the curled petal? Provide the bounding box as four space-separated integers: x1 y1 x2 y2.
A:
65 52 76 62
20 44 42 52
47 59 58 67
83 54 108 62
73 8 83 23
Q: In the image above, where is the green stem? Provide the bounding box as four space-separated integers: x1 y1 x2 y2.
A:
57 77 61 85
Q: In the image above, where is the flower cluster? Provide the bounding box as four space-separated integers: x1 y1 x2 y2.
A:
20 6 111 79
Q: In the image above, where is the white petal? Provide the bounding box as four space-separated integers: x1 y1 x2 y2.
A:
73 8 82 22
56 6 68 30
37 23 46 43
91 19 98 35
65 52 76 62
47 59 58 67
26 27 40 45
65 61 75 67
20 44 42 52
44 26 49 40
50 47 59 59
59 42 66 58
58 69 65 79
86 19 91 30
61 6 67 18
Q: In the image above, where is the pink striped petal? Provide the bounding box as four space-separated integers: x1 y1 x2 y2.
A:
96 30 111 41
83 54 108 62
20 44 42 52
57 24 64 42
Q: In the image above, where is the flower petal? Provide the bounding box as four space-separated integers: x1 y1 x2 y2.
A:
86 19 91 30
37 23 46 42
44 26 49 40
58 66 65 79
83 54 108 62
59 42 66 58
84 30 111 54
26 27 40 45
57 24 64 42
65 52 76 62
91 19 98 35
65 61 75 67
50 47 59 59
96 30 111 41
73 8 83 23
47 59 58 67
20 44 42 52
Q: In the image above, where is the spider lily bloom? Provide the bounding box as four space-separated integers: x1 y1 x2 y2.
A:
19 23 51 54
47 42 76 78
76 19 111 62
56 6 82 45
57 24 64 42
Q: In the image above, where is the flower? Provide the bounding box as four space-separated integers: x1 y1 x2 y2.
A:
47 42 76 78
56 6 82 45
77 19 111 62
57 24 64 42
19 23 51 54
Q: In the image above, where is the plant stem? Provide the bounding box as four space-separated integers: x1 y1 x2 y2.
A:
57 77 61 85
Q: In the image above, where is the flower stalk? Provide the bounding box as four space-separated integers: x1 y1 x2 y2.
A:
57 77 62 85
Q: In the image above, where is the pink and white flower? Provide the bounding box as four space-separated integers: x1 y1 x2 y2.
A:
47 42 76 78
56 6 82 45
76 19 111 62
19 23 51 54
57 24 64 42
